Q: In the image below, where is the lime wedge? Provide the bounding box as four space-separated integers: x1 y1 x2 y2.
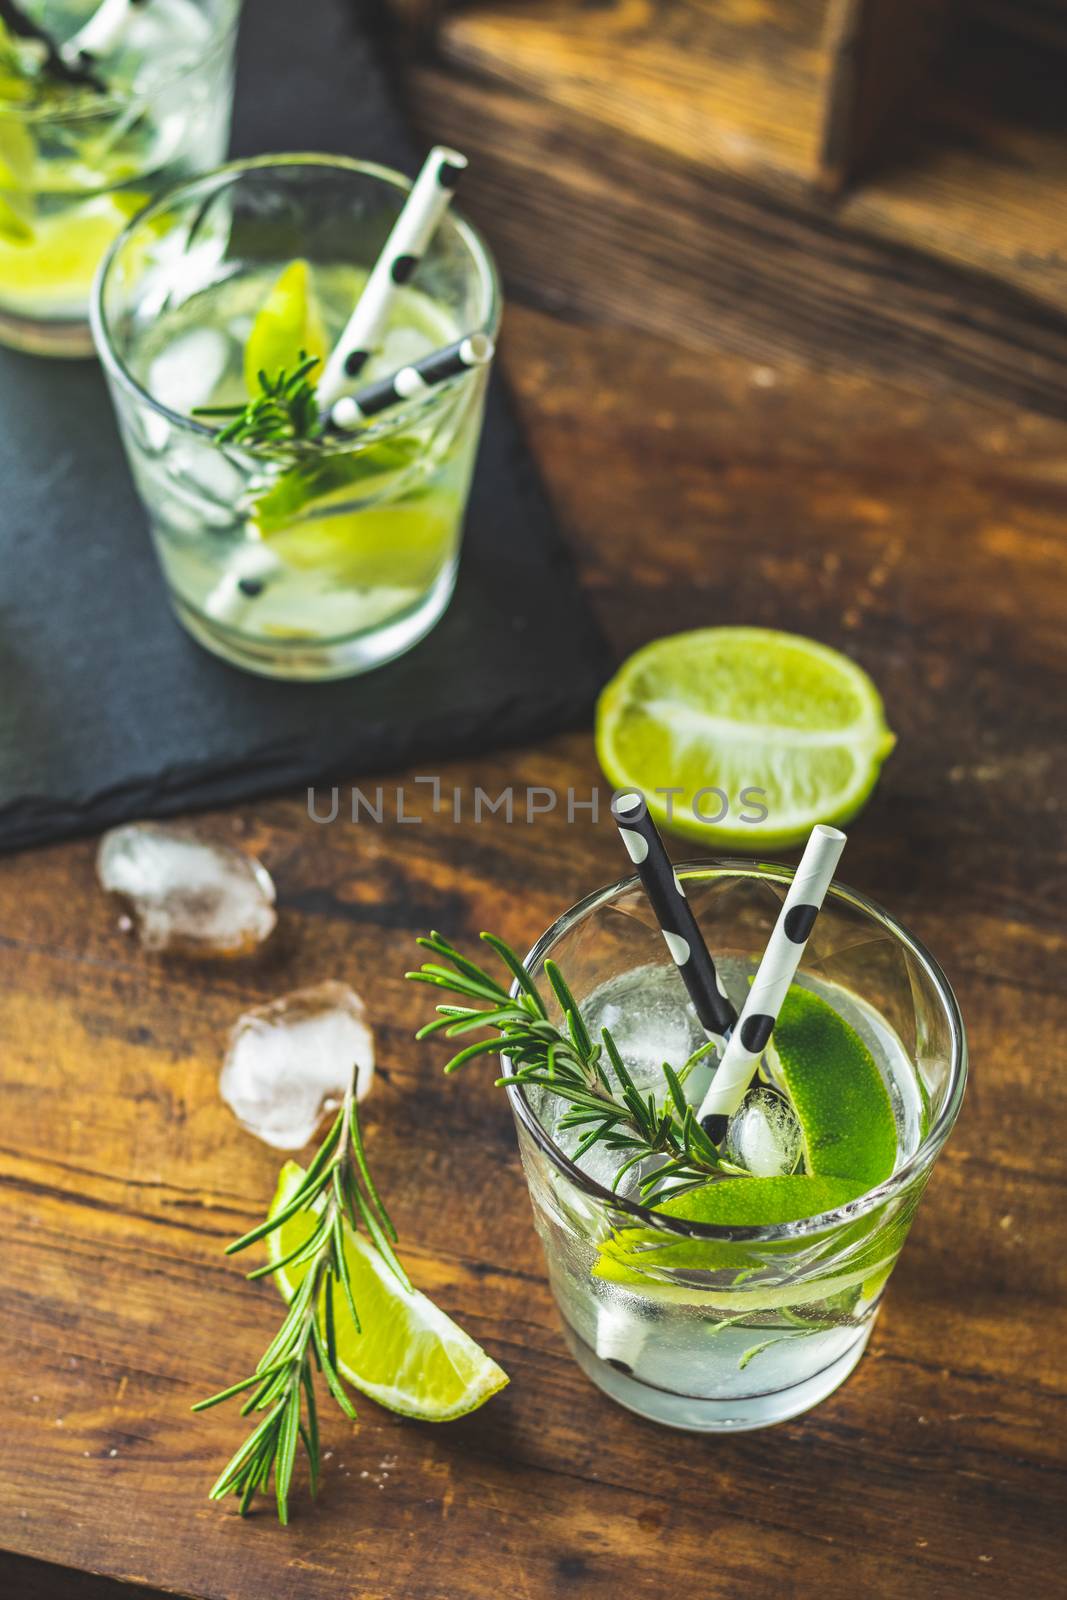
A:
0 196 130 299
0 113 35 243
595 627 895 850
268 500 455 590
251 440 454 588
244 259 328 395
593 1174 880 1307
768 986 898 1189
0 190 32 243
267 1162 508 1421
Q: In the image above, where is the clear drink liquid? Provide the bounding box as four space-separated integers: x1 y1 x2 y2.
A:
532 961 926 1430
122 262 485 661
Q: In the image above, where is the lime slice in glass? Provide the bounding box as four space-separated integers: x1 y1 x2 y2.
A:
267 1162 508 1421
593 1174 885 1308
767 985 898 1189
244 258 328 395
596 627 895 849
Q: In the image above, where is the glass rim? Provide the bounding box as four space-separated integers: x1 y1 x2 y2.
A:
505 859 968 1245
89 151 502 459
0 0 240 126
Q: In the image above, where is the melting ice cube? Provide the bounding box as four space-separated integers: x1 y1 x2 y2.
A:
97 822 276 957
725 1088 803 1178
147 328 230 416
220 981 374 1150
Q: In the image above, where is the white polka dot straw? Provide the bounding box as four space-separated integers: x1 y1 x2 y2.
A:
695 824 847 1140
316 146 468 410
610 792 737 1040
62 0 135 66
202 542 282 625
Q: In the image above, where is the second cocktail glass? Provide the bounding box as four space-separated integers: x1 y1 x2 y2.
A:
0 0 238 355
507 864 966 1431
92 154 501 679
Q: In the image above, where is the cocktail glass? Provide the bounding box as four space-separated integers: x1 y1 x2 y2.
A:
0 0 238 356
507 863 966 1431
91 154 500 680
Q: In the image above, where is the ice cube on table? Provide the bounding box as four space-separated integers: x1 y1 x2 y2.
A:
220 982 374 1150
96 822 276 957
725 1088 803 1178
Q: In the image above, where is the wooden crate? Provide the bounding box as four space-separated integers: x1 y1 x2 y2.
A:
382 0 1067 416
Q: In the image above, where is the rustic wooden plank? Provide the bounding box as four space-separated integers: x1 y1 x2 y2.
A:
1 306 1065 1598
407 63 1067 418
414 1 1067 413
819 0 954 191
437 0 831 192
841 16 1067 321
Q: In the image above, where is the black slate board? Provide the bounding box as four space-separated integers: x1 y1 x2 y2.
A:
0 0 609 852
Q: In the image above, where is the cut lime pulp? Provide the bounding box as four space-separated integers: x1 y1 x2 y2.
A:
267 1162 508 1421
243 258 328 395
596 627 896 850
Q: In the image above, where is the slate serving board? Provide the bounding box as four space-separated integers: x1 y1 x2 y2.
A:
0 0 609 852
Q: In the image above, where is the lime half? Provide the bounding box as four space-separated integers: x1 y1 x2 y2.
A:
596 627 895 850
267 1162 508 1421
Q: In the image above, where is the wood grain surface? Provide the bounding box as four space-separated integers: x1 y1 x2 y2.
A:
411 2 1067 417
1 304 1065 1599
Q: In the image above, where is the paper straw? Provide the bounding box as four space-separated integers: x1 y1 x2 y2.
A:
316 146 468 409
203 542 282 625
329 333 494 431
610 792 737 1041
0 0 105 87
63 0 135 65
696 824 846 1140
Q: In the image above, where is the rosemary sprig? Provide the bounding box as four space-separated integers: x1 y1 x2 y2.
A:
408 931 737 1201
194 1072 408 1523
194 354 322 449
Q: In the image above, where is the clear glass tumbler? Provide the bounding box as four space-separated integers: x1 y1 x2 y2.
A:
0 0 239 356
507 864 967 1431
92 154 500 680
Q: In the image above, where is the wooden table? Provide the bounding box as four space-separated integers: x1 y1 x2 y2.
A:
2 304 1065 1599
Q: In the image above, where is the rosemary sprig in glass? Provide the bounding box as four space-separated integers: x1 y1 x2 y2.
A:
408 931 738 1201
194 353 322 449
192 353 424 529
193 1072 408 1524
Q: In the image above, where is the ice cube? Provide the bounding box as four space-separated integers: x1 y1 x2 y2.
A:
148 328 230 416
725 1088 803 1178
97 822 276 957
220 982 374 1149
589 980 708 1093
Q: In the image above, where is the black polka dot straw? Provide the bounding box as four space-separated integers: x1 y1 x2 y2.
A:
329 333 494 430
316 146 469 409
610 792 737 1041
695 824 847 1142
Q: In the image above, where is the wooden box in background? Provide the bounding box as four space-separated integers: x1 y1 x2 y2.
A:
379 0 1067 417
